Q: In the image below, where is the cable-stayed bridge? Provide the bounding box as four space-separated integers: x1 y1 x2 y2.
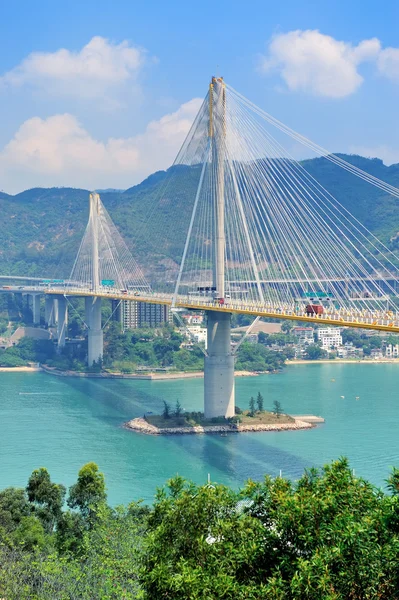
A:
4 76 399 418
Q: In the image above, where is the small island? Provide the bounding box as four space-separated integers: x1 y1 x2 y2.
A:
125 396 324 435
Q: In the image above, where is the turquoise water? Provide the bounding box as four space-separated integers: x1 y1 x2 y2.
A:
1 364 399 505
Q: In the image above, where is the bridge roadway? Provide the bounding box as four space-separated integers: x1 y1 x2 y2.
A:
5 284 399 335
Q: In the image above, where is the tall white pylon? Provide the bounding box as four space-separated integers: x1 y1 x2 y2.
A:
89 192 100 293
204 77 235 419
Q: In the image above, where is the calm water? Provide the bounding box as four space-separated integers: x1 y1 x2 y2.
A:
1 364 399 505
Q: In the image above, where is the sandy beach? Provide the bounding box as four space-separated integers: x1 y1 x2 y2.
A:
287 359 399 365
0 366 41 372
40 366 257 380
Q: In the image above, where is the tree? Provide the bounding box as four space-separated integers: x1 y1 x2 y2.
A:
67 462 106 522
0 487 31 535
163 401 171 419
26 467 66 532
256 392 264 412
249 396 255 417
174 400 183 417
281 321 293 333
12 515 46 551
304 343 326 360
142 458 399 599
273 399 283 417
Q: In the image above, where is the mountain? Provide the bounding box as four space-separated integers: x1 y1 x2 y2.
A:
0 155 399 281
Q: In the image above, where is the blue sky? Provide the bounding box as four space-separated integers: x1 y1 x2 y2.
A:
0 0 398 193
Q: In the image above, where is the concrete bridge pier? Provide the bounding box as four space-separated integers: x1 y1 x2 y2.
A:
204 311 235 419
85 296 103 366
44 296 56 326
111 299 121 324
56 296 68 350
28 294 41 325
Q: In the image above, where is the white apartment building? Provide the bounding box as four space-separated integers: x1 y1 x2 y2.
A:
385 344 399 358
317 327 342 350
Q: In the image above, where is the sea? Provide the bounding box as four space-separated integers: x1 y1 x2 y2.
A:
1 363 398 505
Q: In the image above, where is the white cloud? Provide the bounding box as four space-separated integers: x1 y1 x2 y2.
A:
260 30 381 97
377 47 399 82
0 36 147 101
349 145 399 166
0 99 202 193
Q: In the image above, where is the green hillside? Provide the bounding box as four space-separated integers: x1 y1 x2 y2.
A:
0 154 398 281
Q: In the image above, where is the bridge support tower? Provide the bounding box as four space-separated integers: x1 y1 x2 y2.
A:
204 311 235 418
85 296 103 366
86 192 104 367
203 77 235 419
45 296 56 326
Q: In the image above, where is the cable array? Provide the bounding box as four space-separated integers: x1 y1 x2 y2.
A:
170 81 399 318
69 194 150 293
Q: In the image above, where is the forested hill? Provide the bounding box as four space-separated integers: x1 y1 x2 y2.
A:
1 154 399 280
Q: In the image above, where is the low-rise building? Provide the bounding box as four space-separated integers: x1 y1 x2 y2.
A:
292 326 314 345
337 343 363 358
185 325 207 345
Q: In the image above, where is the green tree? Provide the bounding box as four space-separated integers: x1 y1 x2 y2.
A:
249 396 255 417
0 487 31 537
12 515 46 551
26 467 65 531
273 399 283 417
163 400 171 419
304 343 326 360
67 462 106 522
141 458 399 599
174 400 183 417
256 392 264 412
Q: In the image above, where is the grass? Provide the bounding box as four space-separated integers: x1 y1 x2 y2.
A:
145 409 295 429
239 410 295 425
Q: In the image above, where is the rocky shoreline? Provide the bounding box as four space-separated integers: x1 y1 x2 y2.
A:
40 366 256 380
124 417 315 435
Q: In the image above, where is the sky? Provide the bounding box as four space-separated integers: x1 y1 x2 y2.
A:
0 0 398 194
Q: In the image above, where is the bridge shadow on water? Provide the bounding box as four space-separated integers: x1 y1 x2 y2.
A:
52 374 317 486
167 430 317 486
52 375 170 425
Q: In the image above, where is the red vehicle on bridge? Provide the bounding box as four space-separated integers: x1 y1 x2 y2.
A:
306 304 324 316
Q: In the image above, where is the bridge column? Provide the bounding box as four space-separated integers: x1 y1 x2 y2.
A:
204 311 235 419
85 296 103 366
45 296 56 326
30 294 41 325
56 296 68 349
111 299 121 324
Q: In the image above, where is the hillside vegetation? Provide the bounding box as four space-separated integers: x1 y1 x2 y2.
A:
1 458 399 598
1 154 399 281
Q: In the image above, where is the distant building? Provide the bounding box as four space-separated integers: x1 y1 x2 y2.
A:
184 325 207 345
292 326 314 345
337 343 363 358
120 300 172 330
317 327 342 350
385 344 399 358
181 313 204 325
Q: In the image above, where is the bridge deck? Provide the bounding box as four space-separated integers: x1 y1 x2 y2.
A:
40 288 399 334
